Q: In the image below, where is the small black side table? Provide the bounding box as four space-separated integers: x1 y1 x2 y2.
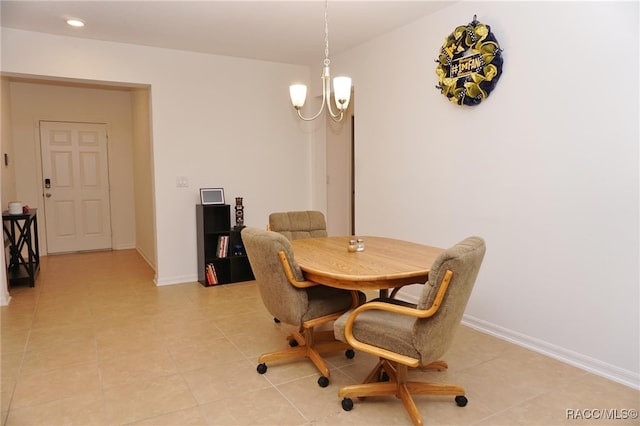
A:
2 209 40 287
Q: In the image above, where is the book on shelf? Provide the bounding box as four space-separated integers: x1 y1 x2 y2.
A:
216 235 229 258
205 263 218 285
205 264 213 285
205 266 212 285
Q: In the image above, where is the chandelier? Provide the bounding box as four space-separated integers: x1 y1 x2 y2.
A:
289 0 352 122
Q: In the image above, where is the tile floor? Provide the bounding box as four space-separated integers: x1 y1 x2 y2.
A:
1 249 638 425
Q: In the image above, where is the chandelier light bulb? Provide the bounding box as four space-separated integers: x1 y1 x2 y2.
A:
333 76 352 110
289 84 308 109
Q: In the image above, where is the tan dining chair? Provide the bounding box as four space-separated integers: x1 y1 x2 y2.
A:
333 236 486 425
267 210 328 240
241 227 365 387
267 210 328 324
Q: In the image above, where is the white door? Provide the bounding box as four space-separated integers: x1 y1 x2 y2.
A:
40 121 112 253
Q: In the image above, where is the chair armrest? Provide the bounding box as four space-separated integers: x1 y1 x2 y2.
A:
279 250 361 308
343 270 453 367
279 250 362 329
278 250 318 288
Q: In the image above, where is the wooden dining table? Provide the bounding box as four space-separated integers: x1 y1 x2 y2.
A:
290 236 444 292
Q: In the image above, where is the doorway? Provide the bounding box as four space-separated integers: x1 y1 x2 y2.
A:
39 121 113 253
326 93 355 236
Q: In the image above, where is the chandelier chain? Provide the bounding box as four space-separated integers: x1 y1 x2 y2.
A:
324 0 330 67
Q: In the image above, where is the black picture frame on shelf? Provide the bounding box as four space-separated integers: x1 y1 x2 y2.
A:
200 188 225 205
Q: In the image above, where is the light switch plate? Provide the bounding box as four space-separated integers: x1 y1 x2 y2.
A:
176 176 189 188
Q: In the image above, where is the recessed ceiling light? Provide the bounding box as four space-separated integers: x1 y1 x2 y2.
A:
66 19 85 28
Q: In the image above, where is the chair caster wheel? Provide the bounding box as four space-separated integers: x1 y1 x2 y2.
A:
317 376 329 387
341 397 354 411
257 363 267 374
455 395 468 407
345 349 355 359
289 339 299 347
379 372 389 382
274 317 281 323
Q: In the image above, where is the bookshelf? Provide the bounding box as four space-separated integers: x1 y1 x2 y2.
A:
196 204 254 286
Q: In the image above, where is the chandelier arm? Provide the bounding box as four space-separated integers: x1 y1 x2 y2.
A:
326 98 344 120
295 75 328 121
328 109 345 122
296 104 325 121
325 85 344 120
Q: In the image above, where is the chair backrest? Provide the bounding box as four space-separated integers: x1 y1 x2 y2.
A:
268 210 328 240
241 227 309 325
413 236 486 364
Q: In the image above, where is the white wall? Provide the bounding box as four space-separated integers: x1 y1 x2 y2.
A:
1 28 313 286
131 88 156 268
337 2 639 388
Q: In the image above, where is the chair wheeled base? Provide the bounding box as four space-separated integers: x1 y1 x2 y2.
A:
339 359 468 426
257 326 355 387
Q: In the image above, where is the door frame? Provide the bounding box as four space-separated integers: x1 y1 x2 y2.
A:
326 92 355 236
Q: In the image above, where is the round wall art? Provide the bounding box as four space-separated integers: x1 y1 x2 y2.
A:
435 16 503 106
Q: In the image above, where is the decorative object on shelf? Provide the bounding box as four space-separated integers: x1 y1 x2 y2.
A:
200 187 225 205
234 197 244 228
435 15 503 106
8 202 22 215
289 0 351 122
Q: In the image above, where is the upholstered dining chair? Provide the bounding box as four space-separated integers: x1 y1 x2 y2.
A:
267 210 328 240
267 210 328 324
241 227 365 387
333 236 486 425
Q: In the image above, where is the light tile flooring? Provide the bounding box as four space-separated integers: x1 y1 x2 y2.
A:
1 249 638 425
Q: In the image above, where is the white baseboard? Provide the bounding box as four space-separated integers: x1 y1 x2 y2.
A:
154 273 198 286
392 289 639 390
0 293 11 306
134 248 156 271
462 314 640 391
113 243 136 250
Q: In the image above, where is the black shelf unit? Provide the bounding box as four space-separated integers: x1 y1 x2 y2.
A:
196 204 254 286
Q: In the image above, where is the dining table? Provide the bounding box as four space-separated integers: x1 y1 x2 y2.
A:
290 235 444 293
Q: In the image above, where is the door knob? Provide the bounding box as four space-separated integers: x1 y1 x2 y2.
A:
45 193 52 198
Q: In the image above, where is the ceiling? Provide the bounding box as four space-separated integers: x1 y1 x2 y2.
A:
0 1 452 66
